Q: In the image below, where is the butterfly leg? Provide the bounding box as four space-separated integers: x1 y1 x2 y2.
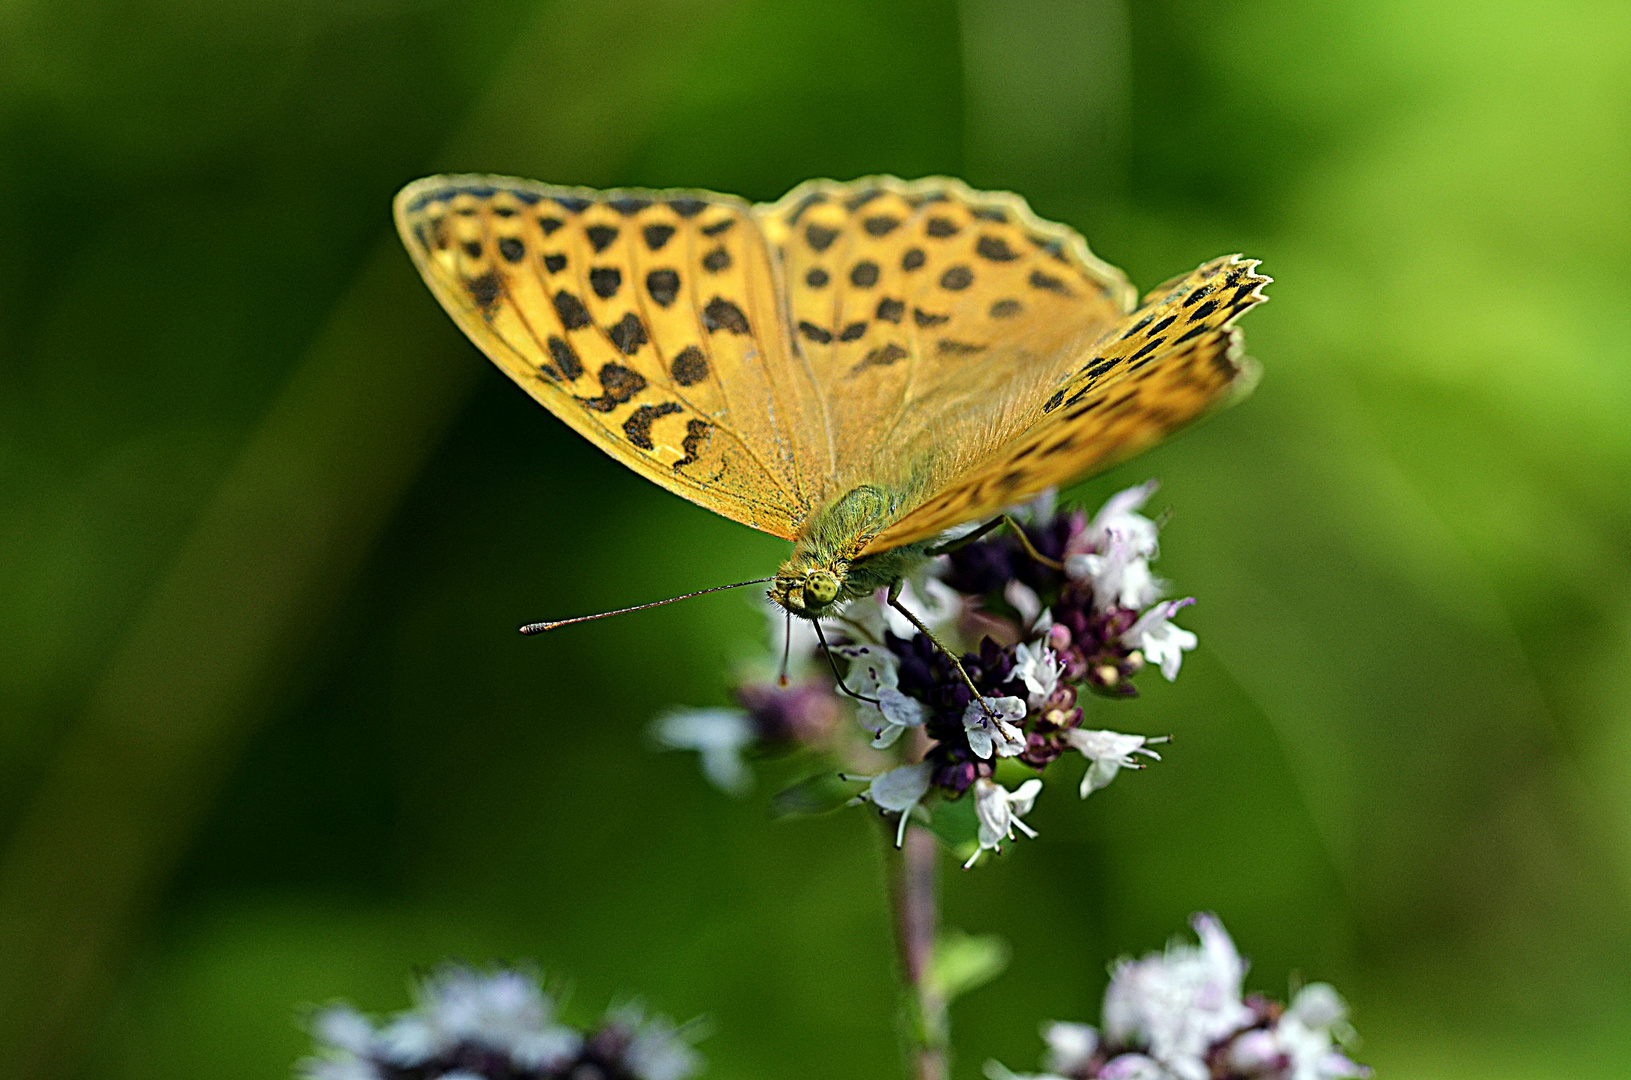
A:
925 516 1063 571
886 584 999 720
812 620 881 705
999 515 1065 571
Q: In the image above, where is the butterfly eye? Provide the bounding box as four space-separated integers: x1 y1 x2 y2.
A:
805 569 840 604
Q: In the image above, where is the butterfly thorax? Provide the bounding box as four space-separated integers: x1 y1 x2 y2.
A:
769 485 930 620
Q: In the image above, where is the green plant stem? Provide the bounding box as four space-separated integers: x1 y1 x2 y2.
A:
888 733 948 1080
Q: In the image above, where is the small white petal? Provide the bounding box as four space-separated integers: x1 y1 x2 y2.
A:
962 696 1027 760
879 687 927 728
1041 1020 1099 1073
313 1007 376 1056
867 761 934 813
1098 1053 1168 1080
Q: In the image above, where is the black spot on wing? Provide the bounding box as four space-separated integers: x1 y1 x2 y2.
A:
462 240 482 258
701 218 736 236
498 237 525 263
492 206 516 218
702 247 732 272
554 290 591 330
975 236 1020 261
675 419 711 470
839 321 868 342
972 207 1007 222
850 342 908 375
1172 323 1207 345
798 321 833 344
576 363 646 412
901 248 926 271
787 191 827 225
1182 285 1212 307
702 296 750 334
608 312 648 355
940 266 974 290
538 216 565 235
925 216 959 237
805 267 829 288
806 224 839 252
589 267 622 299
554 196 592 213
876 297 905 323
467 272 502 310
548 336 584 381
937 339 986 355
1028 270 1073 296
623 402 683 449
862 215 900 236
543 254 567 274
1191 299 1219 318
608 197 651 215
1043 389 1065 413
586 225 619 253
670 346 709 386
843 188 882 211
989 299 1022 318
850 261 879 287
668 199 707 218
646 269 680 307
913 308 949 327
643 224 675 251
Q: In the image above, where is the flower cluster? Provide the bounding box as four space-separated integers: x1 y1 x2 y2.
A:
301 966 702 1080
986 915 1368 1080
656 481 1198 867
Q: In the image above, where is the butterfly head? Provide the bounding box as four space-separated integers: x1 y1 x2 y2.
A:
769 562 849 620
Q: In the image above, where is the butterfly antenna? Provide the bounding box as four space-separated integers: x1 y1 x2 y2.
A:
778 610 793 687
813 620 879 705
519 578 774 635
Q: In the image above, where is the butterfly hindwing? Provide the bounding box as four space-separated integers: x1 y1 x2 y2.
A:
865 256 1270 550
755 177 1137 507
395 176 827 540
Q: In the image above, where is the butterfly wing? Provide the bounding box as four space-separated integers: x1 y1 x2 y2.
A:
753 176 1138 514
395 175 831 539
862 255 1270 551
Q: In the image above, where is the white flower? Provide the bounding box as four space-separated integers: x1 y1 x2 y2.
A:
1124 599 1197 681
856 760 934 847
373 968 581 1070
1062 729 1165 798
1005 579 1045 629
1103 914 1254 1080
1080 479 1161 560
651 708 758 795
981 1064 1067 1080
1041 1020 1098 1074
1098 1054 1169 1079
1012 640 1064 709
836 643 900 697
965 777 1043 867
1228 983 1370 1080
963 695 1028 759
612 1006 705 1080
1066 530 1165 612
867 687 927 748
836 644 928 748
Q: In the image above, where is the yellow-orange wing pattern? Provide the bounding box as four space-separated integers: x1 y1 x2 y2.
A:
395 175 831 539
864 255 1269 551
754 176 1137 513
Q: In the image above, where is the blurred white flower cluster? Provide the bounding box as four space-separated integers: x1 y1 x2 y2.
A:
300 966 702 1080
987 915 1368 1080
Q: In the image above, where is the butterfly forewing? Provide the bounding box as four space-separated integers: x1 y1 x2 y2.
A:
395 176 824 539
864 255 1270 550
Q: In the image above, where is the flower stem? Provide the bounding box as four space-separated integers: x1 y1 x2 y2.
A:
889 817 948 1080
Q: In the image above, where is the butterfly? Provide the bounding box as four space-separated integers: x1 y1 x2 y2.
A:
394 174 1267 655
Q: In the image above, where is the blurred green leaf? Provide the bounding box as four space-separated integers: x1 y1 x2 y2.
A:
929 929 1011 1005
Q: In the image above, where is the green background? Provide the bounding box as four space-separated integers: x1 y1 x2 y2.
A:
3 0 1630 1077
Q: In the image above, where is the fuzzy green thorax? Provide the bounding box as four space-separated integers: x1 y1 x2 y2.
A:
769 485 933 620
